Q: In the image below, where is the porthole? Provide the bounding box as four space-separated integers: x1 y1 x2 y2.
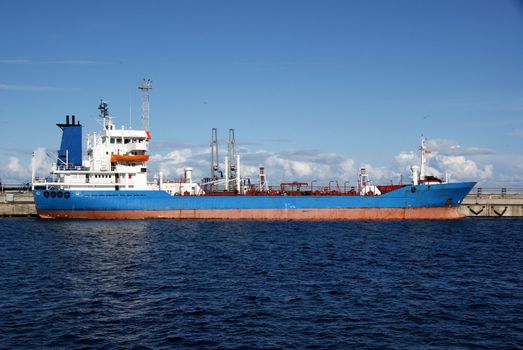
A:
50 191 57 198
57 191 63 198
43 191 50 198
411 187 417 193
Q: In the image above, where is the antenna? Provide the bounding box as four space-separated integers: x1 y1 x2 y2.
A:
98 99 112 130
98 99 109 118
138 78 153 131
129 90 132 129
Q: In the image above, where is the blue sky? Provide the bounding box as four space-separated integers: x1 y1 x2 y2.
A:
1 0 522 186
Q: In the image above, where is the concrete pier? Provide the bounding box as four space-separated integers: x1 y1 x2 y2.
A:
459 189 523 218
0 192 37 217
1 189 523 218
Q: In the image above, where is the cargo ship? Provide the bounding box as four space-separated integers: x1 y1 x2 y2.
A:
32 84 475 220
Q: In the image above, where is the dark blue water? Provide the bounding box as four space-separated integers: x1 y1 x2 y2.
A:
1 219 522 349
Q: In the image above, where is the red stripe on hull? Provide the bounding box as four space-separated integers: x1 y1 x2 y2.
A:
37 207 465 220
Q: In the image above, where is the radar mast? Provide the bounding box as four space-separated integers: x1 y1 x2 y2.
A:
138 79 153 131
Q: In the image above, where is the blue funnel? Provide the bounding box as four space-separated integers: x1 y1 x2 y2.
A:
57 115 82 167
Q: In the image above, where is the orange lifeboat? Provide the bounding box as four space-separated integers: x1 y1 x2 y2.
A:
111 154 150 162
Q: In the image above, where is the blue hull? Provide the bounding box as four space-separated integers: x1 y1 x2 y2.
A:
33 182 476 220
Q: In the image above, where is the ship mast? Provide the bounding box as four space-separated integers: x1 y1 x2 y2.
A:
138 79 153 131
98 99 111 130
419 136 427 181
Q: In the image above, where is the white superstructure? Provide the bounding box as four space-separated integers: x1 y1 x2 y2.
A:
33 100 202 195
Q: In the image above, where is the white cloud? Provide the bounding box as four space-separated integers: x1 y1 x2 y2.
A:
1 156 30 182
427 138 494 156
436 155 493 180
394 151 417 174
147 137 506 187
340 159 355 174
461 153 523 187
2 138 519 188
394 151 417 164
34 147 52 176
262 150 356 182
360 163 401 184
7 157 27 174
148 147 358 185
266 155 311 177
151 148 193 164
393 140 494 182
148 147 216 180
1 148 53 183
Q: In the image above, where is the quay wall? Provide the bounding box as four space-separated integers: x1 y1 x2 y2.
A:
0 192 37 217
459 193 523 218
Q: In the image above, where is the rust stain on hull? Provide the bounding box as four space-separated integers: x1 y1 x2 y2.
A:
38 207 466 220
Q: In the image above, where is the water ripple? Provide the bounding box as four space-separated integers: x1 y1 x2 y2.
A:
1 219 522 349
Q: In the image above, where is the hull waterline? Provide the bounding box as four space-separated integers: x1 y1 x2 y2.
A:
37 207 465 220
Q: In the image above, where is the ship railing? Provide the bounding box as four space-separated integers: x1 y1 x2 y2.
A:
469 186 523 197
0 182 31 193
54 164 90 171
31 179 134 190
265 184 362 196
121 142 148 153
